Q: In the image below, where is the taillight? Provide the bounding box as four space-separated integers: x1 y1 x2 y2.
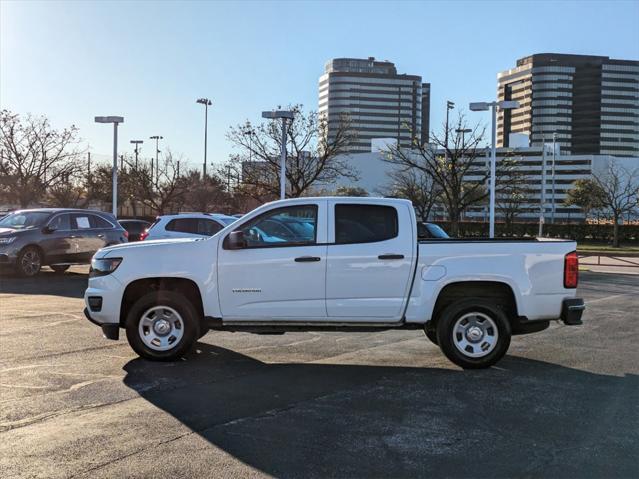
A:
140 230 149 241
564 251 578 289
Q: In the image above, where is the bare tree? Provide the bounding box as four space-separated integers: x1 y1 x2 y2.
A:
0 110 82 207
495 157 532 233
567 161 638 247
181 170 231 213
47 176 88 208
385 115 488 235
380 167 441 221
226 105 358 201
125 150 188 215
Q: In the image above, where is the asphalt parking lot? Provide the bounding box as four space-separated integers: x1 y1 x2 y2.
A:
0 268 638 478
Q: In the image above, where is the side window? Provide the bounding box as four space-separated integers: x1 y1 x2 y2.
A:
197 219 223 236
335 204 398 244
234 205 317 248
165 218 197 234
72 214 92 230
90 215 113 229
49 214 71 231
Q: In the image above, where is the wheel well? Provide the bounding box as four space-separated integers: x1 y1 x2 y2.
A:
120 277 204 326
431 281 518 325
19 244 45 262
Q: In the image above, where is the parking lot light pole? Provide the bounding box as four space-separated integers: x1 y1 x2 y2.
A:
262 110 295 200
469 101 520 238
130 140 143 169
149 136 163 185
196 98 212 178
95 116 124 217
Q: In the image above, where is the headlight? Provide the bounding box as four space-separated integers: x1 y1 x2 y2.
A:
90 257 122 277
0 237 16 245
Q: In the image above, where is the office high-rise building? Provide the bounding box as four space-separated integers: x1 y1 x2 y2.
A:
497 53 639 157
319 57 430 153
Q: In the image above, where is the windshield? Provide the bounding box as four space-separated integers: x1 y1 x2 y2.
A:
0 212 51 230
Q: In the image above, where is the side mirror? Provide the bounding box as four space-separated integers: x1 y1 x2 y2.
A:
42 225 57 234
226 230 247 250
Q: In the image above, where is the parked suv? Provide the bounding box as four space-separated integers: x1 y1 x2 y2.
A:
0 208 127 276
143 213 237 240
118 219 151 242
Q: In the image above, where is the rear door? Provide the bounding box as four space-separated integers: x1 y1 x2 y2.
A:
217 201 327 320
325 201 416 321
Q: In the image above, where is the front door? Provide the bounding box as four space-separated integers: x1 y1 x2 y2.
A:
325 201 415 321
217 202 327 320
41 213 76 263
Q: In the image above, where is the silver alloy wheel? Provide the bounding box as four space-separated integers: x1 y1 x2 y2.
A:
452 312 499 358
138 305 185 352
20 250 41 276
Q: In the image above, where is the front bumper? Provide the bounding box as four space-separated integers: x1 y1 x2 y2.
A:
84 308 119 340
561 298 585 325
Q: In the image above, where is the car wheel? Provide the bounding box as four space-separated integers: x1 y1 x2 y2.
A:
16 247 42 277
125 291 200 361
424 326 438 345
51 265 70 274
436 299 511 369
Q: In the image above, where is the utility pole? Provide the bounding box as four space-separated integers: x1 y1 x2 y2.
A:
87 152 91 179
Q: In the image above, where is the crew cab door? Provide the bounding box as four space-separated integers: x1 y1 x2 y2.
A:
217 201 327 320
326 201 416 321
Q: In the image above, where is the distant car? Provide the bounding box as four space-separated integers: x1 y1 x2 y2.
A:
0 208 128 276
118 219 151 242
143 213 237 241
417 222 450 239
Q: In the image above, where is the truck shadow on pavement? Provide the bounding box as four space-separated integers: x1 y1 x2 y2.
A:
122 342 638 478
0 269 87 298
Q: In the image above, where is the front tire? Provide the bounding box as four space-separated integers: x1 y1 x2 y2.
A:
125 291 200 361
16 247 42 277
436 299 511 369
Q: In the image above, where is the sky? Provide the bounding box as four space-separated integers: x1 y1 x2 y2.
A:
2 0 639 170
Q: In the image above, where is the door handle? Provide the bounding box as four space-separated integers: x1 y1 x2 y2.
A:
97 234 105 238
378 254 404 260
295 256 321 262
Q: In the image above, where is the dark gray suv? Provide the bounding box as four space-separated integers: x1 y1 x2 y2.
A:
0 208 128 277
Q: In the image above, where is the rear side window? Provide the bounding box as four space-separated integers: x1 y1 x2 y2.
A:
90 215 113 229
335 204 398 244
165 218 197 234
196 219 223 236
72 214 92 229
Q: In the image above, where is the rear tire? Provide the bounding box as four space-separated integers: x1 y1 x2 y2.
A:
16 247 42 277
125 291 200 361
424 326 438 345
436 299 511 369
51 265 70 274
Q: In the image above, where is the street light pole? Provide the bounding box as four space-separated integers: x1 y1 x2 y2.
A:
196 98 212 177
469 100 520 238
262 110 295 200
149 136 163 185
551 132 557 224
445 101 455 162
539 136 547 237
95 116 124 217
130 140 143 169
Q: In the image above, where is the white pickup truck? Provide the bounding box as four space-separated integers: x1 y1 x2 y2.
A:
84 197 584 369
